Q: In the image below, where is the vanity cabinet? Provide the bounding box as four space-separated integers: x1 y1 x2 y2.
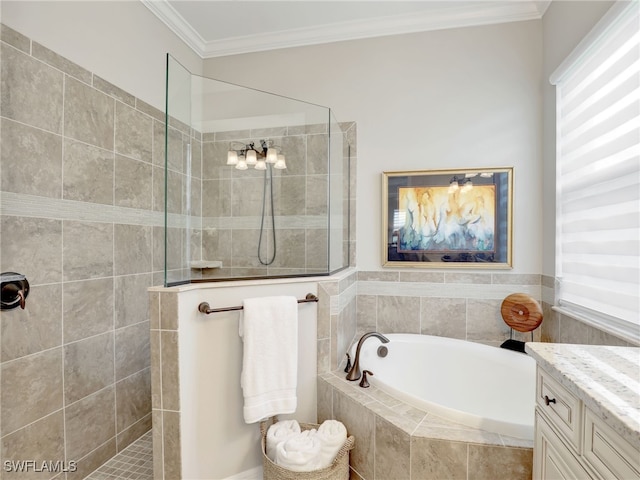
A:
533 366 640 480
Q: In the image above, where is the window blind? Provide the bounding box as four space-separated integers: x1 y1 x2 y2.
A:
551 1 640 341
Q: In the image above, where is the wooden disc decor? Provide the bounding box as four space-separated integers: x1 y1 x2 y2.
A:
500 293 543 333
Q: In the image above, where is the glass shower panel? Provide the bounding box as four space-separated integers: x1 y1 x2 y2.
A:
165 56 350 285
328 109 348 272
164 55 193 286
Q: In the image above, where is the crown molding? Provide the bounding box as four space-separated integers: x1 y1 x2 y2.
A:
143 0 545 59
141 0 207 55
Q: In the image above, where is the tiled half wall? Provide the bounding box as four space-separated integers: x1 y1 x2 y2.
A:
0 24 165 478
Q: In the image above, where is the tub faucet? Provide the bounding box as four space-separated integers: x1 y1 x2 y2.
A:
345 332 390 381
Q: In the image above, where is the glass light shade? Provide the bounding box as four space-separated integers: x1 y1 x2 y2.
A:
235 156 248 170
266 148 278 163
246 149 257 165
255 159 267 170
274 154 287 169
227 150 238 165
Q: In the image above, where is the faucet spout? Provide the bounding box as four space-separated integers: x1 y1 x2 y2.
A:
345 332 389 381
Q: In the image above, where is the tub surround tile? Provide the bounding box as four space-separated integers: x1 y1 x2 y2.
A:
1 118 63 198
375 416 410 480
32 41 92 84
135 98 165 123
420 297 466 339
399 271 445 283
468 444 532 480
377 295 420 334
445 272 491 284
466 298 509 343
333 389 375 480
411 437 467 480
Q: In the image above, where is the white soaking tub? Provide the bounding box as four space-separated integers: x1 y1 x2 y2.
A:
350 333 536 440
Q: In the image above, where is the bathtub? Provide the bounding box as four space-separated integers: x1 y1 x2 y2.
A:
350 333 536 440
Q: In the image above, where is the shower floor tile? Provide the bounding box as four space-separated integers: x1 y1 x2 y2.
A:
85 430 153 479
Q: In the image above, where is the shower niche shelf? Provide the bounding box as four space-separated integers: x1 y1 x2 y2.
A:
190 261 222 270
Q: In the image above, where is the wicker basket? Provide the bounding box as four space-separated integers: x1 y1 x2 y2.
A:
260 417 355 480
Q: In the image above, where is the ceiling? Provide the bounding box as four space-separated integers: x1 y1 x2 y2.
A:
142 0 551 58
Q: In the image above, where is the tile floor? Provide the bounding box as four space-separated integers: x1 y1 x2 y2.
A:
84 430 153 479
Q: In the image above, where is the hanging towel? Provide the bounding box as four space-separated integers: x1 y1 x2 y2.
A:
239 296 298 424
316 420 348 468
275 429 324 472
266 419 301 462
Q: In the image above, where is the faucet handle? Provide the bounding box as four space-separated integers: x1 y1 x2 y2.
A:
344 353 352 373
359 370 373 388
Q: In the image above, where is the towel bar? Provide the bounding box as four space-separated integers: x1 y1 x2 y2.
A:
198 293 318 314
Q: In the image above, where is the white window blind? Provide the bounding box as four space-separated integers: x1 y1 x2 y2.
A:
551 0 640 342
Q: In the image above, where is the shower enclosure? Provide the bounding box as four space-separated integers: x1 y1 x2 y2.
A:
164 55 350 286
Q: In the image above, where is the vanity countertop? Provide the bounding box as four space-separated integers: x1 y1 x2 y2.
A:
525 342 640 447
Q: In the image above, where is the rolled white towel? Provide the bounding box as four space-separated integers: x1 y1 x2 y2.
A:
266 420 301 462
275 429 324 472
316 420 348 468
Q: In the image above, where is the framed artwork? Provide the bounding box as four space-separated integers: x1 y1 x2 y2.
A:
382 167 513 268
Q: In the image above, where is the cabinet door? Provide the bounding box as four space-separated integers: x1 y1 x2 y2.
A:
535 413 594 480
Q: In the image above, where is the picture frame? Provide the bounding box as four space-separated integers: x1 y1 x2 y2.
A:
382 167 513 268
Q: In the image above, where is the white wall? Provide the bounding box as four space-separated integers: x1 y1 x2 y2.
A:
1 0 201 111
177 280 318 479
540 1 615 275
203 21 544 273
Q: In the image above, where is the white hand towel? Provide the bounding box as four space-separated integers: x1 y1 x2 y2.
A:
275 429 324 472
239 296 298 424
266 420 301 462
316 420 348 468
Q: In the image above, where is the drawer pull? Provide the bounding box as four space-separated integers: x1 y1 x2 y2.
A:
544 395 557 406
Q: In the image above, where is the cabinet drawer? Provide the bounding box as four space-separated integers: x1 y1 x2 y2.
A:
583 408 640 480
537 367 582 452
534 413 592 480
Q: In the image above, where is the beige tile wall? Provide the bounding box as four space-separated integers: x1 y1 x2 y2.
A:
0 24 174 478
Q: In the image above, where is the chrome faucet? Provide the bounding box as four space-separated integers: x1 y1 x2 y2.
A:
345 332 390 381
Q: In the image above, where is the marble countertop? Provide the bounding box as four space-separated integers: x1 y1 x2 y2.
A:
525 342 640 447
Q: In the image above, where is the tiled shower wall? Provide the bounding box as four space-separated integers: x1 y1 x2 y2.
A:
0 24 183 478
190 123 355 280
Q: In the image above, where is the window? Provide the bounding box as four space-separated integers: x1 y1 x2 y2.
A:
551 1 639 343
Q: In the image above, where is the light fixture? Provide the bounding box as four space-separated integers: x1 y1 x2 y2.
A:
236 155 248 170
274 154 287 169
246 149 257 165
226 139 286 171
226 150 238 165
448 174 473 193
266 148 278 163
